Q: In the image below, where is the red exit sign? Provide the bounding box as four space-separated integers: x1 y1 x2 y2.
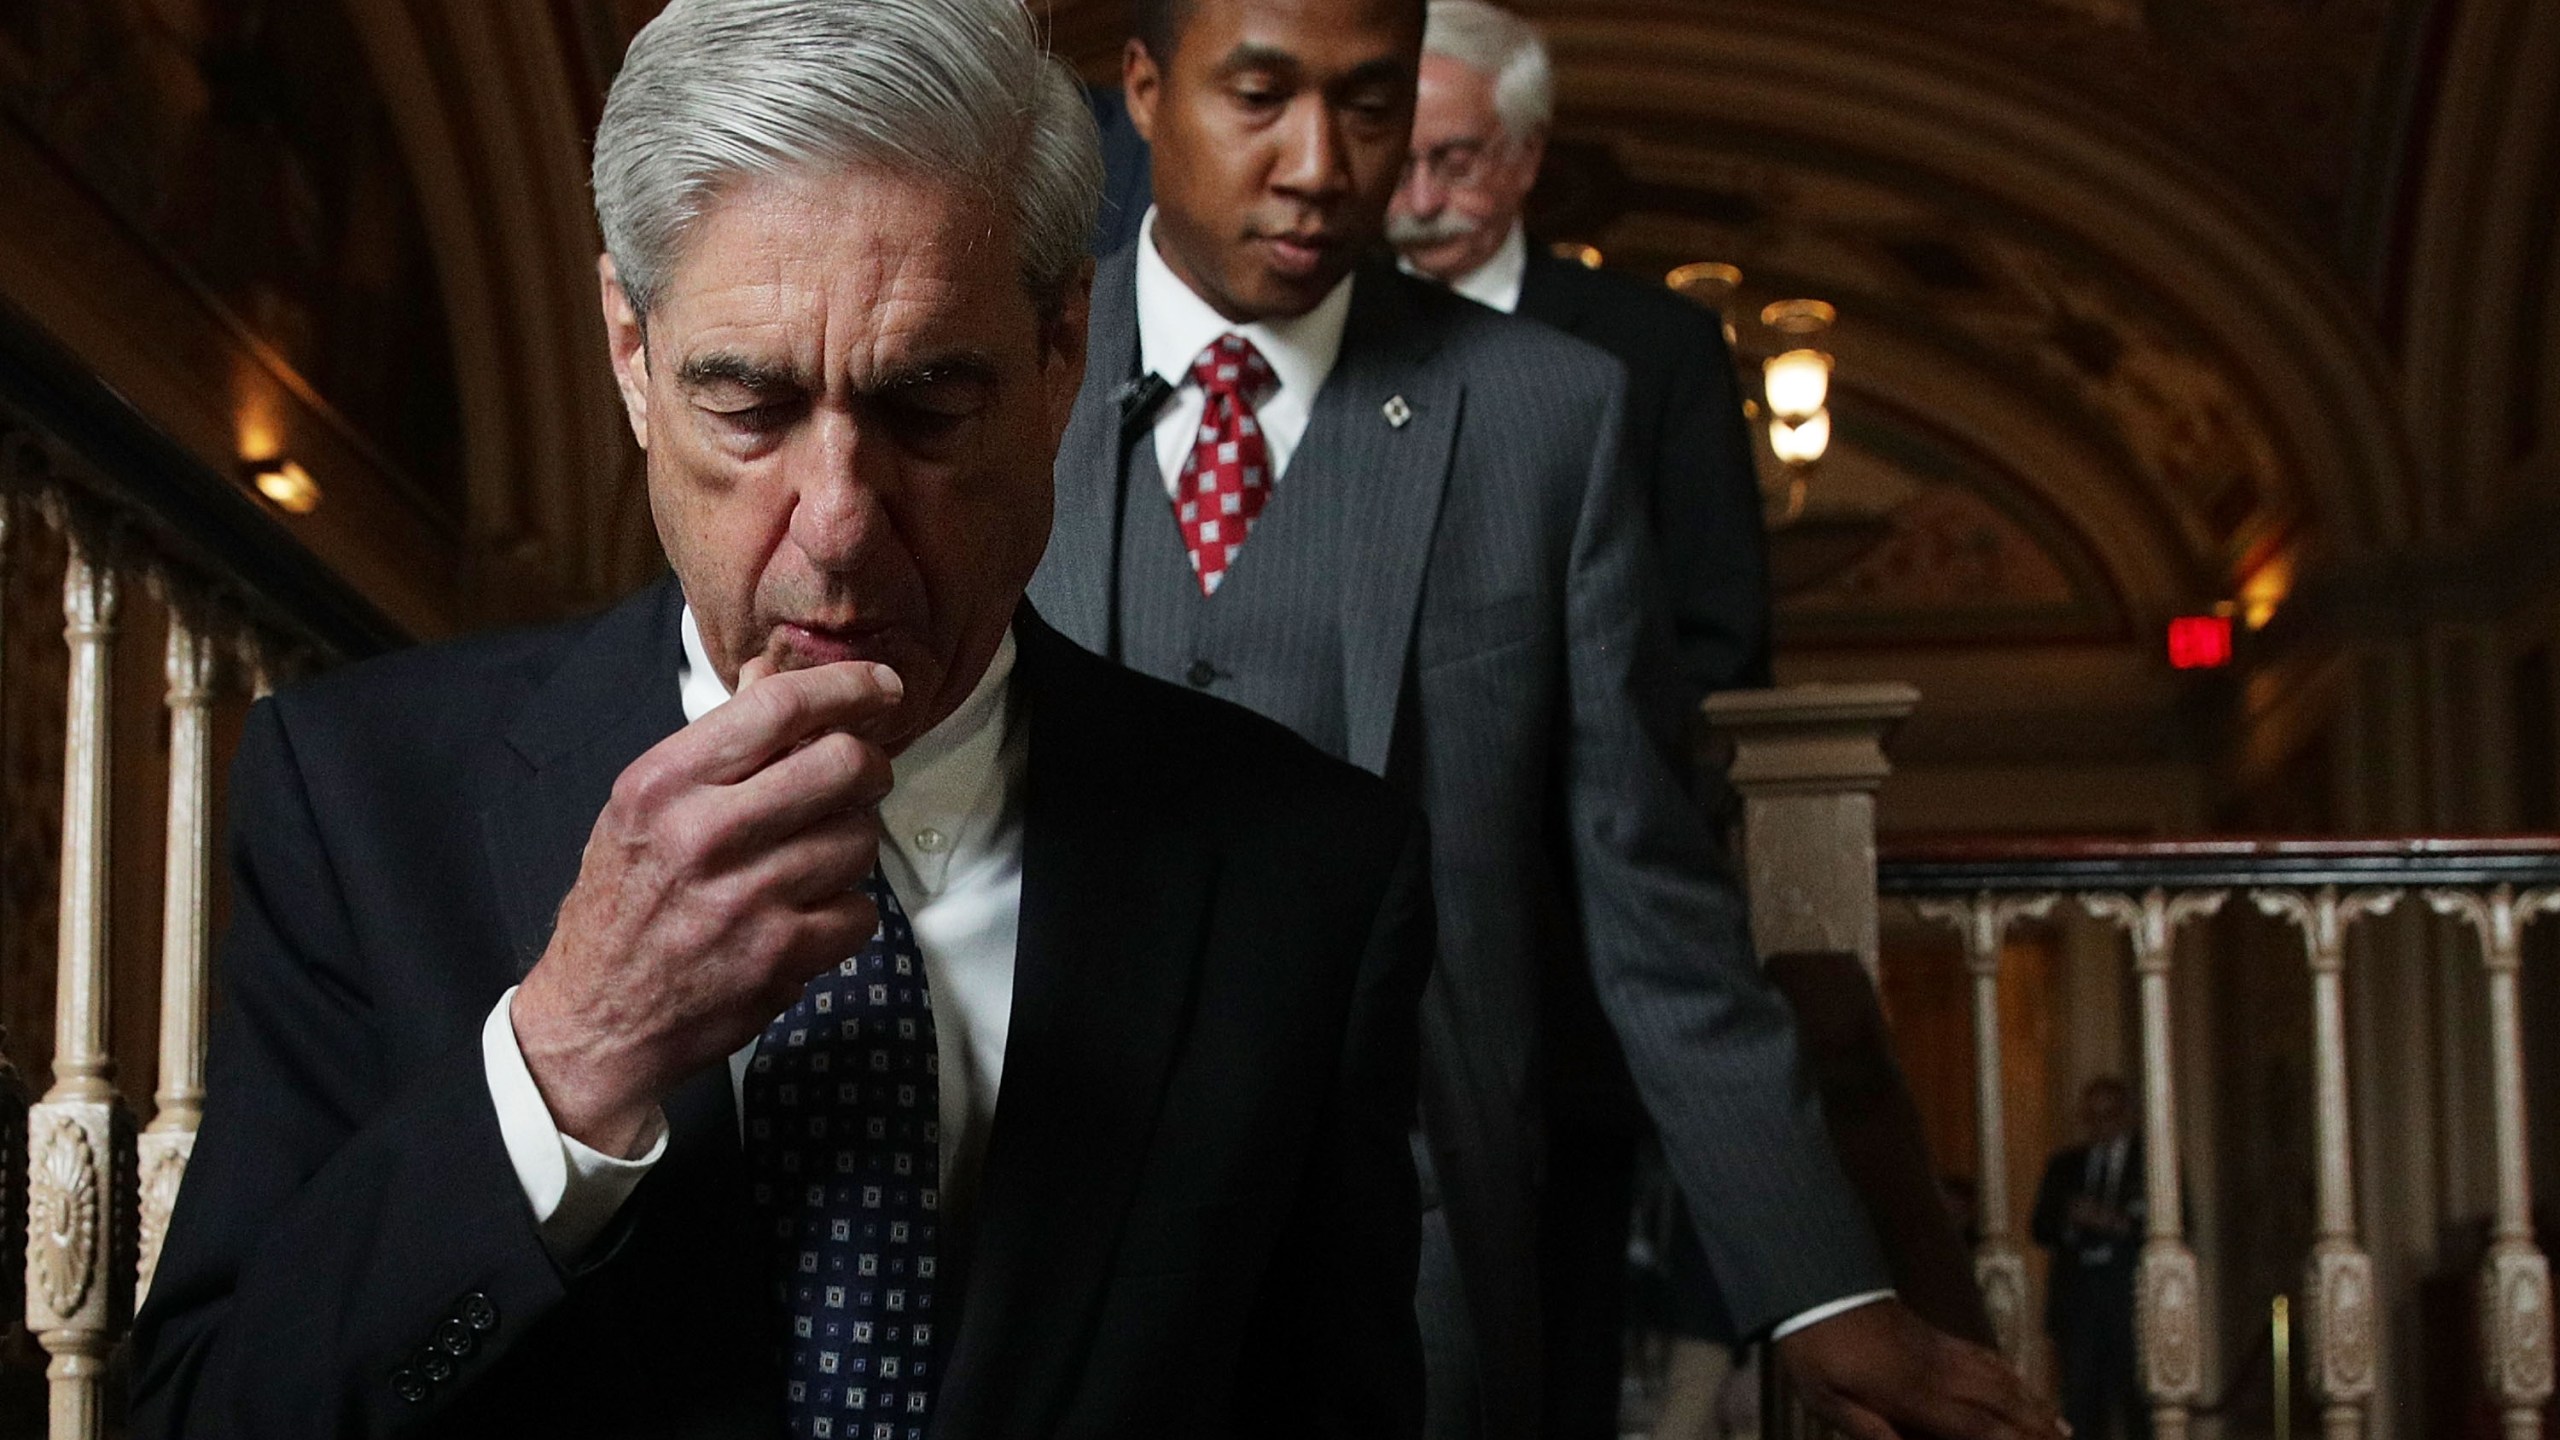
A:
2167 615 2233 670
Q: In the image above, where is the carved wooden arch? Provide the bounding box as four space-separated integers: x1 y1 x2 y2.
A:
1504 0 2418 567
339 0 657 621
2398 0 2560 528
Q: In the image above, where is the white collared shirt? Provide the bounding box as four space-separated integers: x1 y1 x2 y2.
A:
1134 207 1356 496
482 607 1025 1256
1427 221 1529 315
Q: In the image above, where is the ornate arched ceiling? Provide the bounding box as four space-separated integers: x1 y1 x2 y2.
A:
391 0 2560 660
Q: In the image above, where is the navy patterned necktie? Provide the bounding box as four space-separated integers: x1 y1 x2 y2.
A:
744 868 941 1440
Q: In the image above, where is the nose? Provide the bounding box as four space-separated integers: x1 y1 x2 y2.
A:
1270 94 1349 203
1393 156 1445 220
786 409 896 576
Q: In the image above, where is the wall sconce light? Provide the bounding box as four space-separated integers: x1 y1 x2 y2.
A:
1550 241 1605 270
1768 410 1832 466
1757 299 1837 524
1762 349 1833 423
1666 262 1746 346
248 459 322 515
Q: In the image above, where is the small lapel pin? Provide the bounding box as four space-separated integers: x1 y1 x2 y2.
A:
1382 395 1412 429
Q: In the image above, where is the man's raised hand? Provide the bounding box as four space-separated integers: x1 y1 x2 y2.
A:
511 658 902 1155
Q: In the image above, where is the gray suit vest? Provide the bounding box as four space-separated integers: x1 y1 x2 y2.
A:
1112 443 1352 761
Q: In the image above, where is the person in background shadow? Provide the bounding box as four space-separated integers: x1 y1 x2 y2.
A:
2034 1077 2152 1440
1031 0 2064 1437
1387 0 1771 706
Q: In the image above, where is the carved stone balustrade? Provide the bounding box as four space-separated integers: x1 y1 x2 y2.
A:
1883 836 2560 1440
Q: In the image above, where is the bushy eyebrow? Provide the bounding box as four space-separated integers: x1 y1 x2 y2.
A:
674 350 1000 399
675 352 808 393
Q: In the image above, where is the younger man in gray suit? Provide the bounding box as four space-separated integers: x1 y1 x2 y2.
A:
1028 0 2064 1437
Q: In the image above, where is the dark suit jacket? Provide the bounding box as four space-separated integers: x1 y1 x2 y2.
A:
1508 251 1776 1144
1030 250 1885 1432
2030 1139 2147 1335
1514 251 1772 699
130 578 1433 1439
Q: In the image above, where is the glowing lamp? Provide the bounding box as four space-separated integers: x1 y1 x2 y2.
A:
1768 409 1831 466
2167 615 2233 670
1763 348 1833 422
251 460 322 515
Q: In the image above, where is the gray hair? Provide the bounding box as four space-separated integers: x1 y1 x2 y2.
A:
1422 0 1552 142
592 0 1102 319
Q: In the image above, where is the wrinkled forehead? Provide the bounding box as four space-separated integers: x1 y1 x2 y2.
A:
649 166 1027 366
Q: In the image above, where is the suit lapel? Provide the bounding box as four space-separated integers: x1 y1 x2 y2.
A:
1043 247 1144 655
481 575 691 974
1310 270 1461 776
935 615 1217 1438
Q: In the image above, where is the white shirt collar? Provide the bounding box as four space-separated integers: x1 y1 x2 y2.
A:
1134 206 1355 406
678 605 1019 896
1412 221 1528 314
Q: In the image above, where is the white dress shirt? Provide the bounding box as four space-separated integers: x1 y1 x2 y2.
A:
1426 221 1530 315
1135 207 1356 496
482 607 1026 1256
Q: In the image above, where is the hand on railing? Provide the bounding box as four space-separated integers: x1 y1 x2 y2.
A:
1777 1296 2065 1440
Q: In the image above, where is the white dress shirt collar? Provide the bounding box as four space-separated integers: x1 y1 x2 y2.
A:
1134 207 1354 487
1418 221 1528 315
1443 220 1515 312
678 605 1019 897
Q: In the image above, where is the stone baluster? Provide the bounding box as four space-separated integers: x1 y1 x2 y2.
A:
1914 891 2056 1371
26 520 127 1440
1703 683 1919 978
2082 887 2224 1440
2254 886 2398 1440
137 601 218 1307
2427 884 2560 1440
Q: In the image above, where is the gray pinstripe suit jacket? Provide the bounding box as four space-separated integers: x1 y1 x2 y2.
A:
1031 250 1887 1430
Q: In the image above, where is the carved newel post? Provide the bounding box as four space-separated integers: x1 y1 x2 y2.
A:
1703 683 1919 980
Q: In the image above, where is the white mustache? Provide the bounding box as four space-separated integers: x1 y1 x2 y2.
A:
1386 210 1480 248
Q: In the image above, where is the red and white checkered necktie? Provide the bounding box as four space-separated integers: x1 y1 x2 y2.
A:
1172 334 1278 596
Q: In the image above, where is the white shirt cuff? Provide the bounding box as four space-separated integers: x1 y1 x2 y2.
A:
1770 1290 1897 1340
481 985 668 1258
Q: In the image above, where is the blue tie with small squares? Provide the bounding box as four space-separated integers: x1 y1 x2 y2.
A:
744 868 940 1440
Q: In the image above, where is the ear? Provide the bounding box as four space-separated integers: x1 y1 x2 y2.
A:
1040 258 1097 450
598 253 652 450
1123 38 1162 143
1515 128 1547 182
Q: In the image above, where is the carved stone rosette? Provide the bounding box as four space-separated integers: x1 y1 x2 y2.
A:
135 1129 194 1308
1975 1240 2032 1372
2137 1238 2204 1439
2304 1239 2378 1426
2481 1241 2555 1437
24 1104 105 1332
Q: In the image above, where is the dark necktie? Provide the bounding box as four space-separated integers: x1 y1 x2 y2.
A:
1172 334 1278 595
744 869 940 1440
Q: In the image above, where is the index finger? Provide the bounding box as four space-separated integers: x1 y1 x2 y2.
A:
672 659 906 785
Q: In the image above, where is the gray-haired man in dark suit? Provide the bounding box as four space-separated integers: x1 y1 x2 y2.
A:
1028 0 2064 1437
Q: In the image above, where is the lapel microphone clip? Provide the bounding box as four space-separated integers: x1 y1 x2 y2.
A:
1115 372 1174 441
